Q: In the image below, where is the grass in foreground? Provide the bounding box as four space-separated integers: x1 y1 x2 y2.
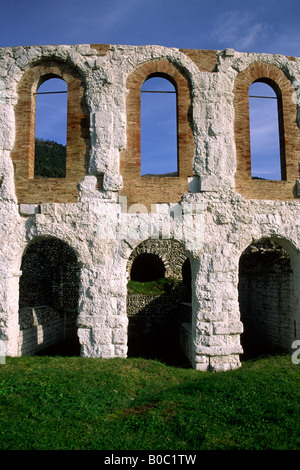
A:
0 354 300 450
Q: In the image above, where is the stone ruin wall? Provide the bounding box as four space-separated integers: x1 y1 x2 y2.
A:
0 43 300 370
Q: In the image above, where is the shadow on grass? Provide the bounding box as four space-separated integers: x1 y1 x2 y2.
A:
36 338 81 357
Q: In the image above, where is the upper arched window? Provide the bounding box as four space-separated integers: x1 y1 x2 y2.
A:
34 77 67 178
234 62 299 200
249 80 285 180
120 59 194 209
141 76 178 176
11 60 89 204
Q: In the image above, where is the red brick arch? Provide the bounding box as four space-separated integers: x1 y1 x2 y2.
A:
234 62 300 200
11 60 90 203
120 59 194 209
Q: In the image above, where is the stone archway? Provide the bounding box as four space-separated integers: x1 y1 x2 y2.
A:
126 239 192 365
238 238 296 359
18 238 80 356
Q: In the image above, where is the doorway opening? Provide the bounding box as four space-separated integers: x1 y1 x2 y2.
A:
127 240 192 366
18 238 80 356
239 239 295 360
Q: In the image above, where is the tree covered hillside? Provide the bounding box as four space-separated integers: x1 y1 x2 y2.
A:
34 138 66 178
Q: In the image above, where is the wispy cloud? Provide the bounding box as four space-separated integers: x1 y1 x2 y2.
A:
102 0 140 30
212 10 271 51
65 0 141 41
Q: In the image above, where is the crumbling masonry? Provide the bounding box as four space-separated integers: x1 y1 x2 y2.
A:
1 43 300 371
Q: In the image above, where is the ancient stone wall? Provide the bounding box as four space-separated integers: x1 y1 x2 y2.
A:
0 44 300 370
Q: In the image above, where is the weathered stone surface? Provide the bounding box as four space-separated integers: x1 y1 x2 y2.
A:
0 43 299 370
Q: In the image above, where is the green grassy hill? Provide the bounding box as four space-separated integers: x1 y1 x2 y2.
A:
0 354 299 450
34 138 66 178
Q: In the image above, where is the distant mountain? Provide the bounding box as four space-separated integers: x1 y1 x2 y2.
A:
34 138 66 178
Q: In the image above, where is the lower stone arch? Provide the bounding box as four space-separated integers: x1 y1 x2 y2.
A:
18 237 80 356
126 239 193 365
238 237 298 359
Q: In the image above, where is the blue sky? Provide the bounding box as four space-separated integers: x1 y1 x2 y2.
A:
1 0 299 179
0 0 299 55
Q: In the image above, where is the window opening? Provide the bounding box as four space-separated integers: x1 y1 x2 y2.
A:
141 76 178 176
249 81 282 180
34 78 67 178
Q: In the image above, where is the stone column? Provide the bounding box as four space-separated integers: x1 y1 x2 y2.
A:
192 247 243 371
77 262 128 359
0 270 22 357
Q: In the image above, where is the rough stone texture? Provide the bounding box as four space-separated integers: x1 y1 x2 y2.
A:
0 43 300 370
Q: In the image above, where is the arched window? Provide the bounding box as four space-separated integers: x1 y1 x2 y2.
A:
11 60 89 204
120 59 193 208
141 76 178 176
234 62 299 200
249 81 284 180
34 77 67 178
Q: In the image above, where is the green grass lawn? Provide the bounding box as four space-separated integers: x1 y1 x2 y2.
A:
0 354 300 450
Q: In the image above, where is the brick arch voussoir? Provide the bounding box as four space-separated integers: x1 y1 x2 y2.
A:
126 239 188 280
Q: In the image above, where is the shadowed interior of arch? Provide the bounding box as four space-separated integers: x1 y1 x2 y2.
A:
18 238 80 356
238 238 295 360
127 243 192 366
130 253 166 282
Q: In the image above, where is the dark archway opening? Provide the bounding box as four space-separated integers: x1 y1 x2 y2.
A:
130 253 165 282
19 238 80 356
127 242 192 367
238 239 294 360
